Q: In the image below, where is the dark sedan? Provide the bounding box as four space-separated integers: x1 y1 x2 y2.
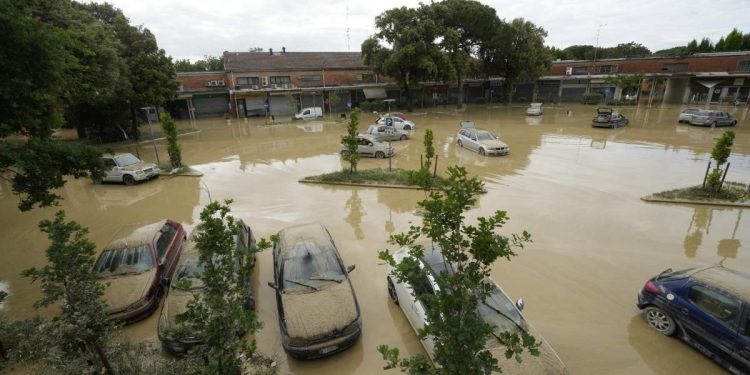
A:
637 266 749 374
268 223 361 359
592 108 629 128
94 220 186 324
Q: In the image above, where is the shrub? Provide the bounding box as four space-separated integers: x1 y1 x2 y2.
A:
582 93 603 104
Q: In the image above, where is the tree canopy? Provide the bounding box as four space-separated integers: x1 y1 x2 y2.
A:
174 55 224 72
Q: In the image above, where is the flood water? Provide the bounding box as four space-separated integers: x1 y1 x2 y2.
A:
2 104 749 374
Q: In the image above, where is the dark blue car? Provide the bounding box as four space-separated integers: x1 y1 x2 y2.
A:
637 266 750 374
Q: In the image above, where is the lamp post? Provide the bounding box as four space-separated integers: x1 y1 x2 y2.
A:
140 107 161 166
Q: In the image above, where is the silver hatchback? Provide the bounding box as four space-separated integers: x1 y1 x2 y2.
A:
340 135 394 158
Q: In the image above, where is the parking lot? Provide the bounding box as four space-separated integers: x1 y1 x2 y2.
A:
1 104 749 374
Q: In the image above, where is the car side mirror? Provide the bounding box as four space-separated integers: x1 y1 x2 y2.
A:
368 143 373 147
267 282 278 290
346 264 356 274
516 298 524 311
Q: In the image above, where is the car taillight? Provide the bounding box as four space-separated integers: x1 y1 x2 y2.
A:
644 280 660 294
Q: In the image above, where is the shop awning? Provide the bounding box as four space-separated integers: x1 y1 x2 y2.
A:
363 87 387 99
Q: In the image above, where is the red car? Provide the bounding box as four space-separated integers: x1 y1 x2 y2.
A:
93 219 186 324
387 112 407 120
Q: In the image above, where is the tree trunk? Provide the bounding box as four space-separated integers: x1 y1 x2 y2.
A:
93 342 114 375
130 105 140 141
403 81 412 112
456 72 465 109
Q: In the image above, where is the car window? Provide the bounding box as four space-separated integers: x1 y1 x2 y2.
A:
358 138 369 146
114 154 140 167
478 283 525 335
238 223 249 248
744 311 750 337
688 284 742 326
378 126 386 132
103 158 117 168
476 131 496 141
155 223 177 263
412 271 434 312
94 244 154 276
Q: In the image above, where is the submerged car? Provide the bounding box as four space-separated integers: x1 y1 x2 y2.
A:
678 108 701 123
637 266 749 374
268 223 361 359
688 110 737 127
387 244 567 373
157 220 256 355
98 153 160 185
592 108 629 128
340 134 394 158
526 102 544 116
94 220 186 324
457 122 509 156
376 115 416 131
365 124 410 141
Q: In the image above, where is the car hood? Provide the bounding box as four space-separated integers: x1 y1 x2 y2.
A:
281 281 358 340
121 162 157 172
478 139 508 148
102 269 157 314
486 332 567 374
159 288 195 333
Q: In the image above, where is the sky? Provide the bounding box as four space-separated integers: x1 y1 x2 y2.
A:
80 0 750 61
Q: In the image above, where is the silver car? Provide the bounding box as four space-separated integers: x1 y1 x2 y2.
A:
97 153 160 185
457 126 509 156
365 125 410 141
340 134 394 158
678 108 701 123
689 110 737 127
375 116 416 131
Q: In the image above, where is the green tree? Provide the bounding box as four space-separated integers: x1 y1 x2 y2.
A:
706 131 735 192
548 46 574 60
604 74 643 98
723 28 744 51
686 39 699 54
177 200 271 374
561 45 595 60
480 18 551 103
174 55 224 72
341 108 362 173
22 211 114 374
697 37 714 52
378 166 537 374
362 5 450 112
160 113 182 169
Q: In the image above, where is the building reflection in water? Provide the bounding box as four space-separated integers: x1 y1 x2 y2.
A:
345 190 365 240
684 207 743 259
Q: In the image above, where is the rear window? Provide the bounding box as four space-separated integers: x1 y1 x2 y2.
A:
155 224 177 262
94 245 154 277
688 284 741 326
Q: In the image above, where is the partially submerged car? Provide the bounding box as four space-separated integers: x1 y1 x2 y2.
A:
376 115 416 131
268 223 361 359
526 102 544 116
340 134 394 158
688 110 737 127
387 244 567 373
157 220 256 355
678 108 701 123
98 153 160 185
94 220 186 324
637 265 749 374
365 124 410 141
591 108 629 128
457 121 509 156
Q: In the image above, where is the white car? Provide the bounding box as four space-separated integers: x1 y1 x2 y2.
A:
365 125 410 141
376 115 416 131
678 108 700 123
457 123 509 156
294 107 323 120
386 245 568 373
340 134 394 158
526 103 544 116
98 153 160 185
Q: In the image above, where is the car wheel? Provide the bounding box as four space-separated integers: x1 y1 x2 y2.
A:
123 174 136 186
387 277 399 305
403 125 411 130
400 134 407 140
457 140 463 148
341 150 351 157
479 148 486 156
644 307 677 336
712 121 718 127
731 121 737 126
375 151 385 159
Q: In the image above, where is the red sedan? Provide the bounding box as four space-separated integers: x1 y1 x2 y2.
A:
93 219 186 324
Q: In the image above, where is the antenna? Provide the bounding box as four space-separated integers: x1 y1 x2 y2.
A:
346 3 351 52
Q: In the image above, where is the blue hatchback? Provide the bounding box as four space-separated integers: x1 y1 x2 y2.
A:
637 266 750 374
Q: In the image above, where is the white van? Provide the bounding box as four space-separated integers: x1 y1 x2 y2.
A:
294 107 323 120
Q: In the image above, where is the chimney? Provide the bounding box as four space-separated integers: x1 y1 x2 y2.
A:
269 48 273 55
282 46 286 54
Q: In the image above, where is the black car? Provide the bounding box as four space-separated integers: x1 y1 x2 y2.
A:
267 223 361 359
636 266 750 374
592 107 629 128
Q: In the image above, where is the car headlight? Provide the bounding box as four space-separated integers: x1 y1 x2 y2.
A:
343 319 360 336
136 170 145 175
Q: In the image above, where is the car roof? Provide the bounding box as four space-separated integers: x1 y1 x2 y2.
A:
105 220 167 249
276 223 337 260
689 266 750 302
104 153 135 158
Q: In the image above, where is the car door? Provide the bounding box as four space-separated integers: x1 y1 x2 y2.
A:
358 138 374 156
102 157 119 181
394 269 436 358
681 284 741 362
733 305 750 371
468 130 480 151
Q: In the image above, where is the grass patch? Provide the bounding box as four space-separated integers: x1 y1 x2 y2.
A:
302 168 445 188
652 182 749 203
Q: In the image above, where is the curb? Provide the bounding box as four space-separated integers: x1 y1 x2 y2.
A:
640 196 750 208
298 179 430 191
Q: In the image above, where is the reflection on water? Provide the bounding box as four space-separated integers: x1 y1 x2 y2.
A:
0 104 748 374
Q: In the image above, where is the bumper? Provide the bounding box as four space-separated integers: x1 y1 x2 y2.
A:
689 120 711 126
159 335 201 356
283 323 362 359
108 293 160 325
485 149 509 156
134 169 160 181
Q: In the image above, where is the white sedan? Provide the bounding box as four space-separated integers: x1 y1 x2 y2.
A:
386 244 568 373
376 115 416 131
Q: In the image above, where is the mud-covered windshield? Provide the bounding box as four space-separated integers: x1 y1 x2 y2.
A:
94 244 154 277
173 259 204 290
477 131 496 141
282 241 345 293
478 283 525 336
114 154 141 167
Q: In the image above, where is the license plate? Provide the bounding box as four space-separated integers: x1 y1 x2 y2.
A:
319 345 338 355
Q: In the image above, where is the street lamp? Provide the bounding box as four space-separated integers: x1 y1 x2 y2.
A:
140 106 161 166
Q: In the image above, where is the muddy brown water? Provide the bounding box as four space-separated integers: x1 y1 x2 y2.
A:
2 104 750 374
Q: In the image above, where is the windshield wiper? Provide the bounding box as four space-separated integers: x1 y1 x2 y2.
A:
284 279 319 291
309 276 342 283
481 300 527 335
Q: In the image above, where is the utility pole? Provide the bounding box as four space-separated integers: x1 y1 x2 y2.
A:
141 107 161 166
588 23 607 94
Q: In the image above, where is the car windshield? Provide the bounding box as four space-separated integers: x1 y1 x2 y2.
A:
477 282 525 336
94 244 154 277
477 131 496 141
282 241 345 293
114 154 141 167
173 259 204 290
